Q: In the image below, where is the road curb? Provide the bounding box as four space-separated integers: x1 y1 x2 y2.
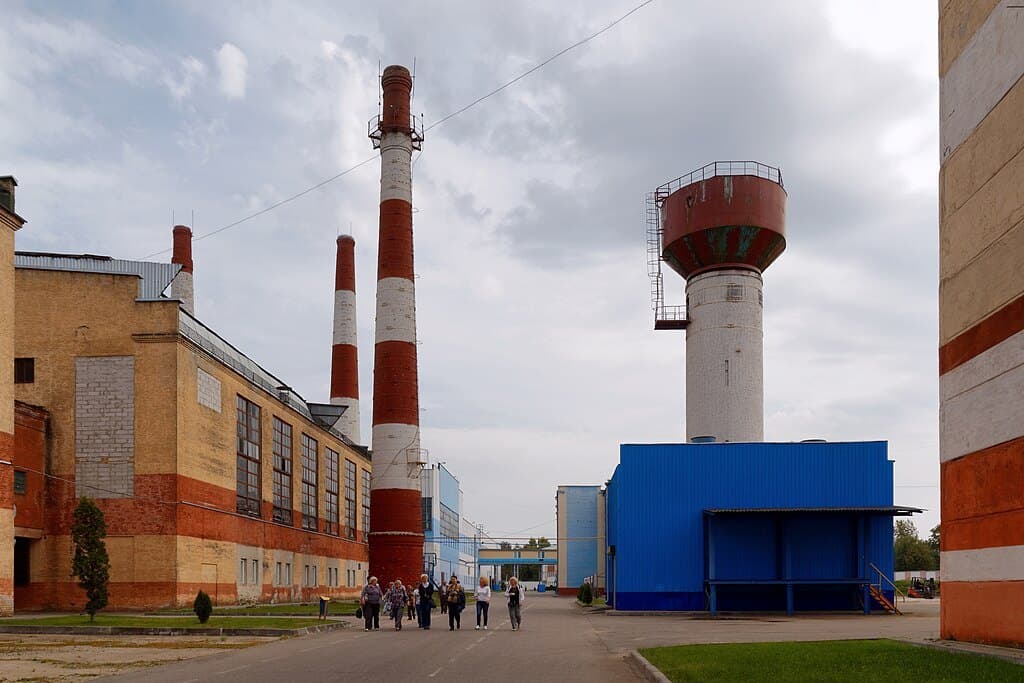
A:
903 638 1024 666
628 650 671 682
0 621 348 637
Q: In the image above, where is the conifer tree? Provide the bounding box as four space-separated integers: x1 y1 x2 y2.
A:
71 498 110 621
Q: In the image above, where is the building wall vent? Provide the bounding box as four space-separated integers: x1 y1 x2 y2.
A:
726 285 744 301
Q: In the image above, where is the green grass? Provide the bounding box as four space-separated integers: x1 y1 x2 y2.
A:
639 640 1024 682
0 615 329 630
158 601 359 617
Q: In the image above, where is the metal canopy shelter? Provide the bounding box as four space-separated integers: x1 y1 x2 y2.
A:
703 506 923 616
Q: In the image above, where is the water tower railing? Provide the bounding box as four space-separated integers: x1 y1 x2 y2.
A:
653 161 784 204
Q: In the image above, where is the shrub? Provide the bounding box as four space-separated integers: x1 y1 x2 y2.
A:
193 590 213 624
578 582 593 605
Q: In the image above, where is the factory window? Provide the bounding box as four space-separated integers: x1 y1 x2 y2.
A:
252 559 259 585
440 503 459 547
14 358 34 384
235 396 262 517
758 289 763 306
239 559 247 584
324 448 339 536
272 418 293 525
13 471 27 495
275 562 282 586
285 562 292 585
421 497 433 532
726 284 744 301
301 434 318 531
361 469 371 536
344 459 357 540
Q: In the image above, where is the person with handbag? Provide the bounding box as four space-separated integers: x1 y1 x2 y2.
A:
446 576 466 631
506 576 525 631
360 576 382 631
406 583 417 623
417 573 438 630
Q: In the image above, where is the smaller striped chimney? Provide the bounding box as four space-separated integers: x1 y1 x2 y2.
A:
171 225 194 315
330 234 360 443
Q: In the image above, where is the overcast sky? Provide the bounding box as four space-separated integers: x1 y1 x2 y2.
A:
4 0 940 541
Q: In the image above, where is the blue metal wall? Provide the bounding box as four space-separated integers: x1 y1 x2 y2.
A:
605 441 895 611
563 486 600 587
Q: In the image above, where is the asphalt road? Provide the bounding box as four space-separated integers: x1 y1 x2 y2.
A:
101 594 639 682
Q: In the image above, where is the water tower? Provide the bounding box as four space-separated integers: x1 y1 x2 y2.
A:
647 162 787 443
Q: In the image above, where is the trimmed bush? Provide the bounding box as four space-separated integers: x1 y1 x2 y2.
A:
578 582 593 605
193 590 213 624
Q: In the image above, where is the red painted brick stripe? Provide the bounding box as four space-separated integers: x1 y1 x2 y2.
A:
330 344 359 400
940 292 1024 375
370 341 419 426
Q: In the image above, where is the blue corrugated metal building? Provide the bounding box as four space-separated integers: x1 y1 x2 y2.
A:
605 441 913 613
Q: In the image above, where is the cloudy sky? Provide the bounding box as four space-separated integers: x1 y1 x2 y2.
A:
4 0 940 540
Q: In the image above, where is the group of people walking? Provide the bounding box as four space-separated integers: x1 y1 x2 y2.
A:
359 575 526 632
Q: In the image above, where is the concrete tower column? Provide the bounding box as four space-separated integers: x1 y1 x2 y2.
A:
0 175 25 616
331 234 360 443
369 65 424 584
171 225 194 315
685 268 764 442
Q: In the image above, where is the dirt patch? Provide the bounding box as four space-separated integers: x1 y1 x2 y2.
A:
0 634 273 682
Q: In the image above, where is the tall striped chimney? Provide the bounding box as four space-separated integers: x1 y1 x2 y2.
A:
171 225 194 315
368 64 424 583
330 234 360 443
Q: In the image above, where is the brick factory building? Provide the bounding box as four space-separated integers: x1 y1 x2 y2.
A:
6 215 372 610
938 3 1024 646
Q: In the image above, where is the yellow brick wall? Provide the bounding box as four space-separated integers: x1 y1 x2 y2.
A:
13 269 180 476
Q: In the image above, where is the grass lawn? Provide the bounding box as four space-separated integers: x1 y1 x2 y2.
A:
0 615 328 629
639 640 1024 682
158 601 359 616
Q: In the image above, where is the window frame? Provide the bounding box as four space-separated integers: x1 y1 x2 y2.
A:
301 434 319 531
361 469 371 539
343 460 357 540
421 496 433 532
235 396 262 517
272 417 293 525
324 448 340 536
13 358 34 384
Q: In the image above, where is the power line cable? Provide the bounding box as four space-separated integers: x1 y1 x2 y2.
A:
137 0 657 259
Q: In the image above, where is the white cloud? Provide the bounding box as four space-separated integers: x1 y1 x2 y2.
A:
216 42 248 99
163 56 207 101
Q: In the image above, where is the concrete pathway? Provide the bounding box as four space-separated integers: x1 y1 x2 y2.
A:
101 594 639 682
100 595 942 682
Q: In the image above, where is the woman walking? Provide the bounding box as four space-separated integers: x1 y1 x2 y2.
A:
360 576 382 631
385 579 407 631
418 574 437 630
506 576 525 631
406 583 417 624
475 575 491 630
446 577 466 631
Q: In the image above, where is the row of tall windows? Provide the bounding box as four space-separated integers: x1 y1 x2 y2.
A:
234 395 368 536
440 503 459 547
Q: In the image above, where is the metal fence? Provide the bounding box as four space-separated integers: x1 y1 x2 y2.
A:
654 161 784 204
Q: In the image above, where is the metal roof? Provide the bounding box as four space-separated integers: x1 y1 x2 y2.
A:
14 252 181 301
178 310 364 453
704 506 923 516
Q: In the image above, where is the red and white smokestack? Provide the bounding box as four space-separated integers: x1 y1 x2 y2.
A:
368 64 424 583
330 234 361 443
171 225 194 315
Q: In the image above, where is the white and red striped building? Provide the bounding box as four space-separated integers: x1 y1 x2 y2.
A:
368 65 426 584
330 234 360 444
939 2 1024 646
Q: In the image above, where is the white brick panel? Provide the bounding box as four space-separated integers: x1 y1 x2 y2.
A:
75 356 135 498
942 544 1024 582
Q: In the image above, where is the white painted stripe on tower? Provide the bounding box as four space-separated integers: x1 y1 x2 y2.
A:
370 423 421 490
333 289 358 346
379 132 413 203
940 1 1024 161
374 277 418 344
940 329 1024 402
330 397 360 445
940 356 1024 462
942 544 1024 583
